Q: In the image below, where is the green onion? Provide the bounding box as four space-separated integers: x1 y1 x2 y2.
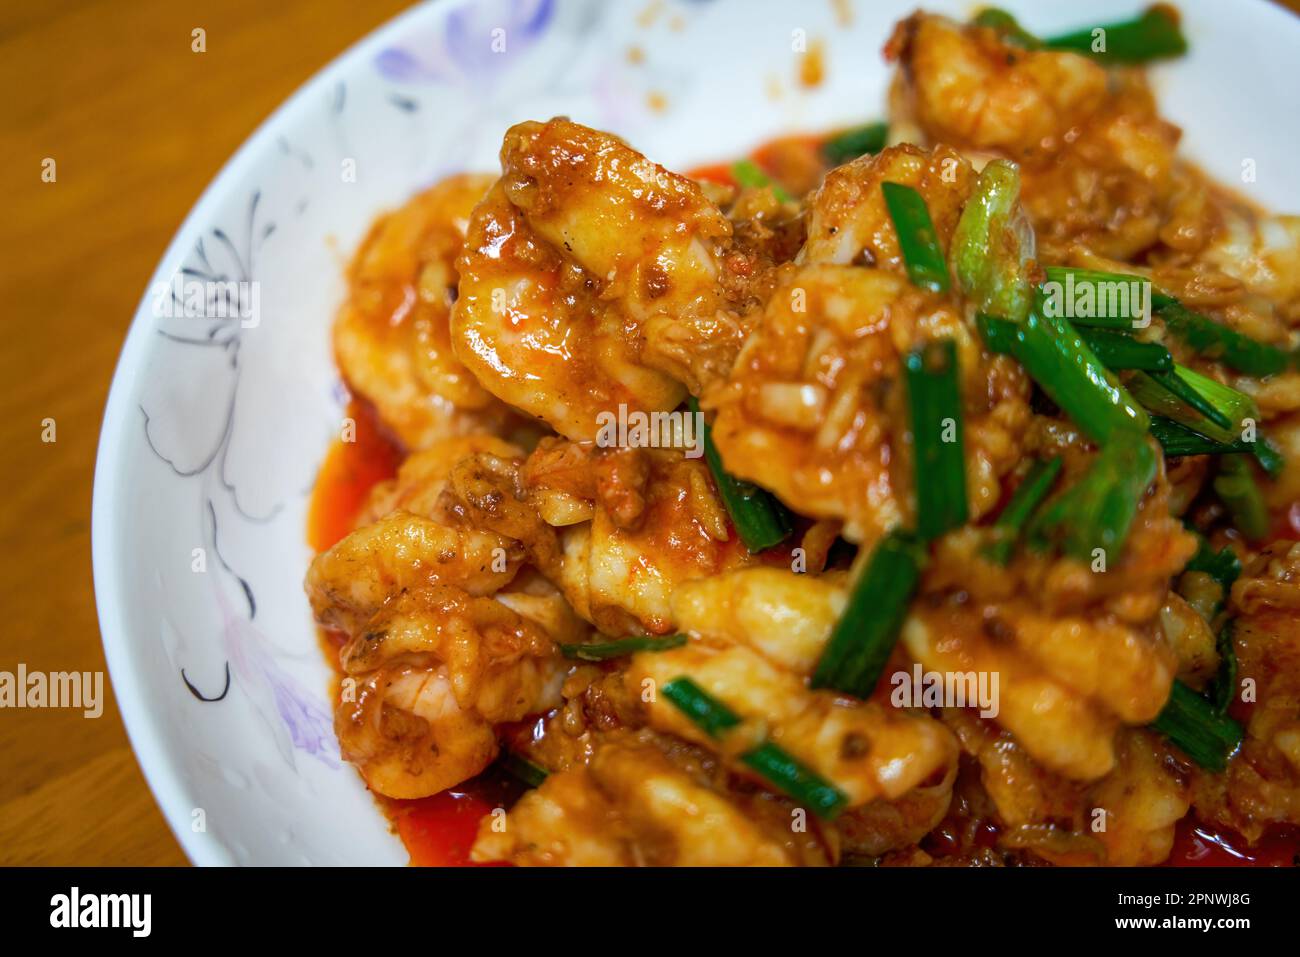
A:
985 457 1063 565
1012 309 1150 444
905 340 967 540
971 8 1043 49
661 677 849 818
822 122 888 166
1045 6 1188 63
811 531 926 699
496 751 548 789
1184 532 1242 597
662 675 741 736
740 743 849 820
984 313 1174 373
1078 329 1172 371
952 160 1036 322
976 313 1019 355
974 7 1188 65
730 159 792 203
1147 368 1232 431
690 397 794 552
882 181 950 294
558 634 687 661
1208 621 1239 717
1128 366 1257 440
1043 265 1156 294
1158 301 1290 378
1039 265 1153 329
1252 437 1286 479
1043 266 1289 377
1150 416 1252 457
1028 436 1156 563
1213 456 1270 542
979 308 1151 444
1151 680 1243 772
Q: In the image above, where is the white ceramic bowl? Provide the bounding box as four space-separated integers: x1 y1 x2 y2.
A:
93 0 1300 865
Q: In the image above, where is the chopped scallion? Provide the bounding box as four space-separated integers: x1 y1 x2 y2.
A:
730 159 793 203
882 181 950 294
905 340 967 541
811 531 926 698
822 122 888 166
1213 456 1270 542
1151 680 1243 772
661 677 849 818
985 457 1062 565
691 397 794 552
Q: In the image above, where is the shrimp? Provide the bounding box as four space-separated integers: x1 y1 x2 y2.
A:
334 174 511 449
708 263 1030 543
885 13 1108 164
1189 543 1300 839
454 118 765 437
943 710 1189 865
357 433 524 526
630 641 956 807
523 442 751 635
1089 730 1192 866
659 566 961 841
897 455 1194 783
305 510 522 635
339 667 499 800
472 738 829 866
801 143 976 270
902 606 1123 781
886 14 1182 261
334 585 564 798
671 566 847 675
1201 209 1300 310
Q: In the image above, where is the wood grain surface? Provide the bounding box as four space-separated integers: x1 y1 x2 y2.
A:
0 0 411 866
0 0 1296 866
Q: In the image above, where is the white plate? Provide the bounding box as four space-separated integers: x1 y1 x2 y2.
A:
93 0 1300 865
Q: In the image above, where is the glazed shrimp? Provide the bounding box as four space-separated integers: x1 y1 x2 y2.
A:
500 118 733 329
454 118 743 438
943 711 1189 865
801 143 976 270
522 441 751 635
670 566 847 675
1186 543 1300 839
334 585 564 798
886 14 1183 261
1201 209 1300 309
357 433 524 526
630 641 957 807
472 739 822 866
708 263 1030 544
885 13 1108 164
305 510 522 635
334 174 511 449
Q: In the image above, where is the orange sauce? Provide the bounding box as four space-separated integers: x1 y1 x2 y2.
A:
690 132 830 199
687 162 737 188
391 791 500 867
307 399 403 553
1166 816 1300 867
799 39 826 89
387 771 526 866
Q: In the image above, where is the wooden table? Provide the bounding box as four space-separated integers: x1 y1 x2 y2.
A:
0 0 411 866
2 0 1297 866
